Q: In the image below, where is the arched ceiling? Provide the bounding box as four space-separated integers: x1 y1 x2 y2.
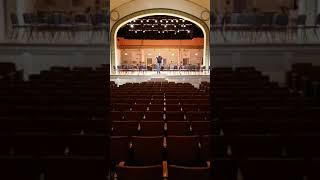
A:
110 0 210 11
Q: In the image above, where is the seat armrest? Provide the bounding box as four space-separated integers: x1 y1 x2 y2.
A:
162 161 168 178
206 161 211 168
118 161 125 167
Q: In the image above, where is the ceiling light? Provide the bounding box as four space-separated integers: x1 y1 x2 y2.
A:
130 24 134 28
172 53 175 56
147 20 149 22
195 53 198 56
124 53 128 56
152 25 154 27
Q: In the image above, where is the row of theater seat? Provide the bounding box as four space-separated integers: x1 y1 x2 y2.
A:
111 121 209 136
111 111 209 121
110 81 211 179
0 64 110 180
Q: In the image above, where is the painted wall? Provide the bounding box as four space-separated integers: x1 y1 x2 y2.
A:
119 48 203 66
117 38 204 47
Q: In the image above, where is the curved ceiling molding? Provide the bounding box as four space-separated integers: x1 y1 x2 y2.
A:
111 0 136 11
184 0 210 12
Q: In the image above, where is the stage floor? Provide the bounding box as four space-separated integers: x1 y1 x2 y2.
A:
110 71 210 87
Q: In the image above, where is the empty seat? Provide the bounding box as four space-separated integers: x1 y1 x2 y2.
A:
165 104 182 112
131 104 147 111
191 121 210 135
166 136 203 166
110 136 129 163
182 104 198 112
148 104 164 111
168 164 210 180
166 122 191 136
132 136 163 165
139 121 164 136
116 164 163 180
112 121 139 136
111 111 125 121
144 111 164 121
123 111 144 121
165 111 185 121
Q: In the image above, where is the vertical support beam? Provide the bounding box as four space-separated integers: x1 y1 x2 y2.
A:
0 0 5 41
16 0 35 25
298 0 306 15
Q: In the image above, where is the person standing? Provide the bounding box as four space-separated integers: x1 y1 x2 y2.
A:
156 55 162 74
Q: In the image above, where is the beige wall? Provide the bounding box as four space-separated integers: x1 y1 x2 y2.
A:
119 48 203 66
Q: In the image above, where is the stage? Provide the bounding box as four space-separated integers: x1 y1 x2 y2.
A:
110 71 210 87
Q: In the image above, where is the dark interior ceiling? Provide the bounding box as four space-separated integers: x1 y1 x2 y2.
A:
117 15 204 40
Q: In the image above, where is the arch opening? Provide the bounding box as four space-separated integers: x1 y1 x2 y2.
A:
110 8 210 75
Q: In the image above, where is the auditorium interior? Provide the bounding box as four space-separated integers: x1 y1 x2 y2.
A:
0 0 320 180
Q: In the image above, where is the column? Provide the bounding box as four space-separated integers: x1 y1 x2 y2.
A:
0 0 5 41
317 0 320 15
16 0 35 25
298 0 306 15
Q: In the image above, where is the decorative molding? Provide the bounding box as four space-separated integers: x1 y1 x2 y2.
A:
110 10 120 21
201 10 210 21
184 0 209 12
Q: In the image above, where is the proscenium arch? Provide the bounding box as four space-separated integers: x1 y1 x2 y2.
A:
110 8 210 73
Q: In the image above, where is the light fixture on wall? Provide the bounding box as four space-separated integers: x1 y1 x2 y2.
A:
172 53 175 56
195 53 198 56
